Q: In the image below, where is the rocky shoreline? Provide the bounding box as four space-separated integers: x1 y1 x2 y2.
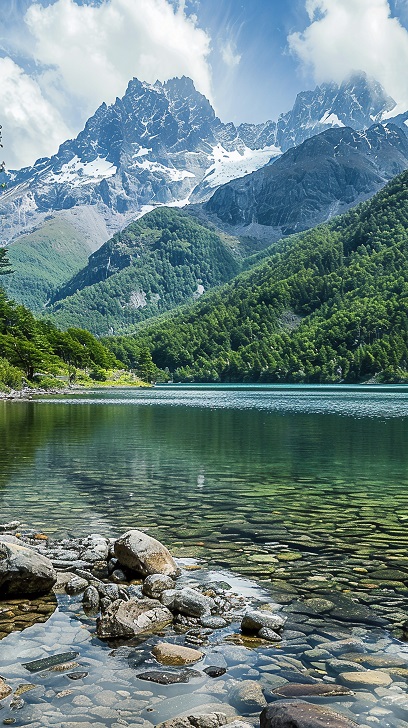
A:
1 523 408 727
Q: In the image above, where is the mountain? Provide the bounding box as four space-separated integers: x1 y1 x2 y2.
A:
0 71 402 247
202 123 408 240
0 76 280 246
45 207 240 335
107 170 408 384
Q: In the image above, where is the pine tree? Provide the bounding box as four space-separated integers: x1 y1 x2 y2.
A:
0 249 12 276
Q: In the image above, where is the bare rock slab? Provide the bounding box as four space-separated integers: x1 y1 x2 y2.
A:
260 701 359 728
96 597 173 639
152 642 204 666
114 529 179 577
0 539 56 596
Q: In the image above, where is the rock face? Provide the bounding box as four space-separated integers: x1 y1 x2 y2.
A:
114 529 179 578
96 597 173 639
205 124 408 238
0 540 56 596
260 701 359 728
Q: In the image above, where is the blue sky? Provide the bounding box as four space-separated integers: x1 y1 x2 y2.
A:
1 0 408 167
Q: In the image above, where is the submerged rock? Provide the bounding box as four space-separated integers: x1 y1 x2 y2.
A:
0 540 56 596
23 651 79 673
230 680 267 713
114 529 179 578
260 701 359 727
136 669 201 684
96 597 173 639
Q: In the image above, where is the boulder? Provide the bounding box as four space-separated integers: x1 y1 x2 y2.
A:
173 587 215 617
152 642 204 666
258 627 282 642
80 534 109 562
0 539 56 596
83 585 100 612
114 529 179 578
339 670 393 688
156 713 227 728
260 701 359 728
65 576 89 595
241 610 285 633
96 597 173 639
143 574 175 599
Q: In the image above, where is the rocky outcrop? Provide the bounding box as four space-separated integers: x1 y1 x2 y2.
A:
0 540 56 596
260 701 359 728
114 529 179 578
96 597 173 639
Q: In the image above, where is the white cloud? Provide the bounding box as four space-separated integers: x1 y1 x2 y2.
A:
289 0 408 108
0 57 71 169
221 40 241 69
25 0 213 113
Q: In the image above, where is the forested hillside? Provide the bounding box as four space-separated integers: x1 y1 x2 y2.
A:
47 208 240 335
107 171 408 383
0 285 128 391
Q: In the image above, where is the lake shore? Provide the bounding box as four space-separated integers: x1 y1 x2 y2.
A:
1 522 408 727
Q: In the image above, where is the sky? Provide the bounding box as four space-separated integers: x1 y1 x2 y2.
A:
1 0 408 168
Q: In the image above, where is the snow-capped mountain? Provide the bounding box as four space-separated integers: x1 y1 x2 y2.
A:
204 123 408 240
0 71 405 247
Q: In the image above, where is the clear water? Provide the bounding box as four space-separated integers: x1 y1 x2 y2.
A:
1 385 408 727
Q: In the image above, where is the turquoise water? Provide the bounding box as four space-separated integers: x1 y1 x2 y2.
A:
1 385 408 727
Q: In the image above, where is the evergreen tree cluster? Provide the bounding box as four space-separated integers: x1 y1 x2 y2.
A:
106 171 408 384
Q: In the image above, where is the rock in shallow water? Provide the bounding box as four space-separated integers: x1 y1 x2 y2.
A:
272 683 354 698
96 597 173 639
0 678 12 700
152 642 204 666
241 610 285 633
230 680 267 713
0 539 56 596
155 712 228 728
114 529 179 578
173 588 215 618
136 669 201 684
260 701 359 728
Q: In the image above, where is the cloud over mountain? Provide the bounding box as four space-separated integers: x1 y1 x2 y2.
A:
289 0 408 111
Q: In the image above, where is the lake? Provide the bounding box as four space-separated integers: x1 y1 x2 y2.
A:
1 385 408 727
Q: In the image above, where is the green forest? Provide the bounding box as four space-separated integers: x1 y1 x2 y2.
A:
46 208 240 335
106 171 408 384
0 247 152 391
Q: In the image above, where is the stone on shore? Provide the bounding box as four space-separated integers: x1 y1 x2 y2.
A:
155 714 228 728
0 539 56 596
152 642 204 666
173 587 215 617
260 701 359 728
96 597 173 639
114 529 179 577
143 574 175 599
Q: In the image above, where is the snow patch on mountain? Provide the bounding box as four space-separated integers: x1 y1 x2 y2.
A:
319 112 345 127
130 156 195 182
203 143 281 189
48 156 117 187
